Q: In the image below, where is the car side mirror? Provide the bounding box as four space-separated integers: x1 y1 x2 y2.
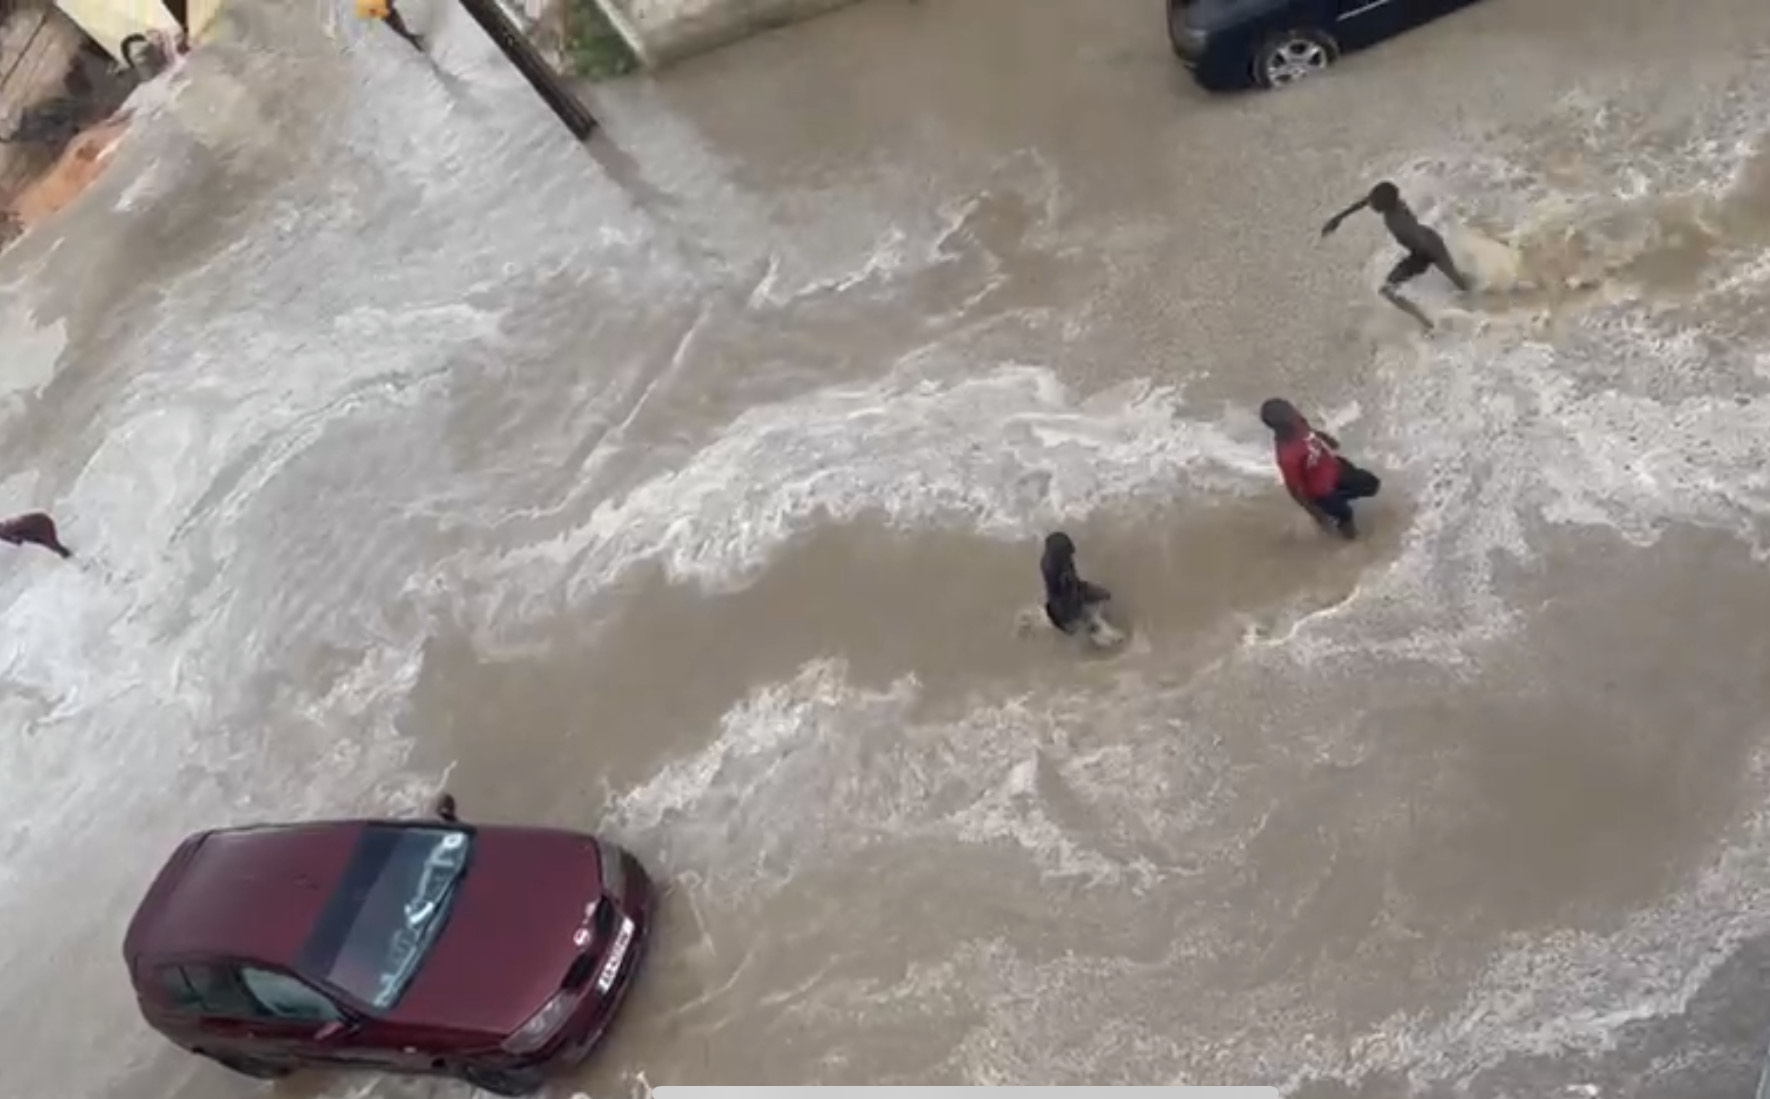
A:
315 1020 353 1042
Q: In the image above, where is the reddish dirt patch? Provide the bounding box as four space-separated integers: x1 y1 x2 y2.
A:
6 113 133 235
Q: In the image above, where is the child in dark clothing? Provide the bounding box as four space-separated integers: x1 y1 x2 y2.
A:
1040 531 1111 634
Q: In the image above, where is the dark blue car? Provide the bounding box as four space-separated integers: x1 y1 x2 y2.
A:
1169 0 1485 92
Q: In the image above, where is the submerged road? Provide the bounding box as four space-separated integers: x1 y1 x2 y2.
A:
3 0 1770 1096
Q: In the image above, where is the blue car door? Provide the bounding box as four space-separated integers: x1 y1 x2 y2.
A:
1331 0 1406 50
1335 0 1472 51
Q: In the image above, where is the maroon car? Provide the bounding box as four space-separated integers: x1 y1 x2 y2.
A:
121 797 652 1097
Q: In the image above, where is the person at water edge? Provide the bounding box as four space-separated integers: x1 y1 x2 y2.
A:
1259 399 1381 541
357 0 425 51
1041 531 1111 635
0 512 72 559
1321 180 1471 332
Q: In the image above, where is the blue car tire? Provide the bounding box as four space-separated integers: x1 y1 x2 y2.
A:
1253 27 1338 88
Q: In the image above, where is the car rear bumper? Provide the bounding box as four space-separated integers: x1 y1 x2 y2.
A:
1170 19 1206 66
1178 42 1257 92
1168 14 1257 93
1193 66 1251 92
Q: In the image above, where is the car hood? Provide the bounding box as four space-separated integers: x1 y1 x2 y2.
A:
388 827 604 1035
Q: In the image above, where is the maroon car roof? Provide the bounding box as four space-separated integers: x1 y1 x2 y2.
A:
123 821 370 970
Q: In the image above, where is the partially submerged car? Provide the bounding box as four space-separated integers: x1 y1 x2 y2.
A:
1169 0 1488 91
122 796 651 1097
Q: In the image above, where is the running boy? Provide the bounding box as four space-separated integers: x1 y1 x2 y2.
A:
1259 399 1381 540
1321 180 1470 332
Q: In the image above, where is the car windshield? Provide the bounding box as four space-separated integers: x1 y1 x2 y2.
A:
298 825 472 1011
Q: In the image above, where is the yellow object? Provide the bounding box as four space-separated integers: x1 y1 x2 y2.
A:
53 0 181 62
184 0 225 42
355 0 390 20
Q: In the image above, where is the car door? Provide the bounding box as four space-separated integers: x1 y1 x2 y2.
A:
235 963 434 1074
1330 0 1406 50
149 961 247 1051
154 960 321 1063
1334 0 1464 50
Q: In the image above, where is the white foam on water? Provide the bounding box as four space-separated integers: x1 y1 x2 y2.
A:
750 225 914 308
480 363 1272 599
112 157 171 213
0 16 696 1089
1199 68 1770 1090
1257 743 1770 1092
1260 76 1770 671
0 44 1128 1090
0 310 66 398
1445 226 1525 292
766 151 1064 312
604 658 1220 895
597 61 1770 1095
769 734 1770 1091
4 15 1769 1099
1259 315 1770 670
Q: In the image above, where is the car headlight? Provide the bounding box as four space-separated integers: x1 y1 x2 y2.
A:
500 992 575 1055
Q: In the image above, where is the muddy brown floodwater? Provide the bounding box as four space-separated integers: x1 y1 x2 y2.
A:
4 0 1770 1097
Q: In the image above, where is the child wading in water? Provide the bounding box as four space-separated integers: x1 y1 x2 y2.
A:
1260 399 1381 540
1041 532 1110 635
1034 531 1124 649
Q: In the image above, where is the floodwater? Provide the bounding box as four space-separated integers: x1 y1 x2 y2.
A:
5 0 1770 1096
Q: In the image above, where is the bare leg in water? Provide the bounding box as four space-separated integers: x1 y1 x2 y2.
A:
1381 251 1445 332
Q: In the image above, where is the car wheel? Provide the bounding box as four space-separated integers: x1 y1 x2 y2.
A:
461 1064 548 1097
209 1053 292 1080
1253 29 1337 88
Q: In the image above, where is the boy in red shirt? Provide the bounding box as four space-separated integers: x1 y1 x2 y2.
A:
1259 398 1381 540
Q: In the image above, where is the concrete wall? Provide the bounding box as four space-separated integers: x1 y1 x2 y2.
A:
595 0 860 69
0 7 88 194
55 0 178 58
185 0 226 41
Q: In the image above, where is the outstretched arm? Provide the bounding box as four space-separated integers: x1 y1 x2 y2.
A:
1320 197 1369 237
